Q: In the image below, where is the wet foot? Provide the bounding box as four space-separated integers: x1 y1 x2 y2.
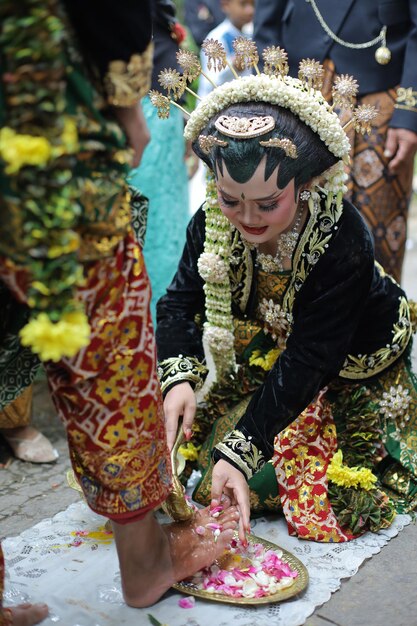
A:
164 505 239 583
113 504 239 608
2 603 49 625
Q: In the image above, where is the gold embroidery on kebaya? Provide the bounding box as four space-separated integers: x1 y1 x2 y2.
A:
215 429 265 479
340 296 412 379
395 87 417 113
158 356 208 395
283 193 343 317
105 43 153 106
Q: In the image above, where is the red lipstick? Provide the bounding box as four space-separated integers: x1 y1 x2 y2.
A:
240 224 268 235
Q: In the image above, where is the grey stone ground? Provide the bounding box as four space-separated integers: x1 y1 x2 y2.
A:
0 197 416 626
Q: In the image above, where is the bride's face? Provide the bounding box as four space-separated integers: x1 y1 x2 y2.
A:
215 157 299 245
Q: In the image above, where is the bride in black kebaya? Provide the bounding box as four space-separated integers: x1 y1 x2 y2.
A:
152 41 417 543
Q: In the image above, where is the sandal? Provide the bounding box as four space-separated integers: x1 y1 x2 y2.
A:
2 429 59 464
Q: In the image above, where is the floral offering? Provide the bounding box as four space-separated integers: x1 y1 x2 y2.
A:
184 538 298 599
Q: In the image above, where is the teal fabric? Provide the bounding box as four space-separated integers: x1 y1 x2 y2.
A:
128 97 190 320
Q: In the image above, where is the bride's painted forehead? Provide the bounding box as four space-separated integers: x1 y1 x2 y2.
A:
216 158 289 197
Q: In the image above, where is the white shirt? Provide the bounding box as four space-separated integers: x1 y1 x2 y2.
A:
198 18 253 98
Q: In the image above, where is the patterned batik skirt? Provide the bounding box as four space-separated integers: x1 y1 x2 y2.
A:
190 345 417 543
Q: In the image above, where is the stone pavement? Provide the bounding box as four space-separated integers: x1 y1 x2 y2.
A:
0 197 416 626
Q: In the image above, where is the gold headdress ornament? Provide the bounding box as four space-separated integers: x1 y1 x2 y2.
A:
259 137 298 159
150 38 379 380
150 39 378 161
198 135 228 155
214 115 275 138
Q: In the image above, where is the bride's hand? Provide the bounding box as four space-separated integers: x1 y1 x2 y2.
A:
163 382 196 451
211 459 251 544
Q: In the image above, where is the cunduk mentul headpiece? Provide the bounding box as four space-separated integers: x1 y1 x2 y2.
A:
149 39 379 381
150 39 378 162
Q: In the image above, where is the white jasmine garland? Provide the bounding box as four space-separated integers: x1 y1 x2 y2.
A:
197 252 228 283
198 171 237 379
205 325 235 354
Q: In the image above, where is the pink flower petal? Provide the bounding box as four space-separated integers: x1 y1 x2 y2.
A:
178 596 195 609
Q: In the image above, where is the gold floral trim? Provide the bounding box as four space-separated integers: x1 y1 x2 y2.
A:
394 87 417 113
229 228 253 312
158 356 208 395
214 429 265 479
340 295 412 379
104 43 154 106
283 192 344 316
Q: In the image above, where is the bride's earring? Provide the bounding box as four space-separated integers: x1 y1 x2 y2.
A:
299 189 311 202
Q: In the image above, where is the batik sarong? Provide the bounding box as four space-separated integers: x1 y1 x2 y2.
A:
322 60 414 283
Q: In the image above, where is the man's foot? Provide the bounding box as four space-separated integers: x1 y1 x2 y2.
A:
164 505 239 583
1 603 48 625
0 426 58 463
113 504 239 608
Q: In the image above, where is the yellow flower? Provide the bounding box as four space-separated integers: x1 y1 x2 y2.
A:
178 442 201 461
249 347 281 371
327 450 378 491
48 233 80 259
61 116 79 153
19 310 91 362
0 127 52 174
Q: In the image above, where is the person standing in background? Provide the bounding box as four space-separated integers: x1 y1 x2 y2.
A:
129 0 190 320
254 0 417 282
185 0 225 47
198 0 255 98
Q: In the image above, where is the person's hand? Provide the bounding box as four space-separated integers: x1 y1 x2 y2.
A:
113 103 150 167
163 382 196 451
384 128 417 175
211 458 251 544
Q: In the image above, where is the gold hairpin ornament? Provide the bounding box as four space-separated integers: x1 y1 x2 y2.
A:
149 89 189 118
262 46 289 78
198 135 228 154
214 115 275 138
233 37 260 75
298 59 324 91
158 68 202 102
259 137 298 159
343 104 378 134
331 75 359 110
176 49 217 88
202 38 239 79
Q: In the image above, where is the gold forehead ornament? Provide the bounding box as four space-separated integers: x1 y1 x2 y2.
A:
259 137 298 159
214 115 275 138
198 135 228 154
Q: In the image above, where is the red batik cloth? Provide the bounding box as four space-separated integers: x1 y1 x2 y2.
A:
274 389 356 542
0 229 172 521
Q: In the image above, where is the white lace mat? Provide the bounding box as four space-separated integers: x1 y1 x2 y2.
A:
3 501 411 626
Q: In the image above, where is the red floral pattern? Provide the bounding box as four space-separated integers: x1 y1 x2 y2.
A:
1 229 172 519
274 389 356 542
